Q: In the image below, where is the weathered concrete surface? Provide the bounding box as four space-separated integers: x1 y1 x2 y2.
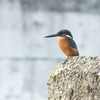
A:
48 56 100 100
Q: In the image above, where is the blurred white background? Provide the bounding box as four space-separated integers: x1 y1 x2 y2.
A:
0 0 100 100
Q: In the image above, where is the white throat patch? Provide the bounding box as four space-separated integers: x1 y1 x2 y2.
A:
66 35 72 39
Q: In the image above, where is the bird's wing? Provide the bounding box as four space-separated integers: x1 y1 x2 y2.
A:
66 37 78 50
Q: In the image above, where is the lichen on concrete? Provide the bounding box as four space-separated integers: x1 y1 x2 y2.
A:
48 56 100 100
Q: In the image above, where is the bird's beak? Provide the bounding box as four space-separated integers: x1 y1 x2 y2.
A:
44 33 59 38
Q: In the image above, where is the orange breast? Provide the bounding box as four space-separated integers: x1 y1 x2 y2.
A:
58 37 79 57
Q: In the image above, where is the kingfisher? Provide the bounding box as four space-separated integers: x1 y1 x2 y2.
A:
44 29 79 57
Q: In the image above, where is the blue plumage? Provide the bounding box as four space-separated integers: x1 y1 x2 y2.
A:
66 36 78 50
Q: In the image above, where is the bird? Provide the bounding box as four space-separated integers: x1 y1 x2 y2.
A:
44 29 79 57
